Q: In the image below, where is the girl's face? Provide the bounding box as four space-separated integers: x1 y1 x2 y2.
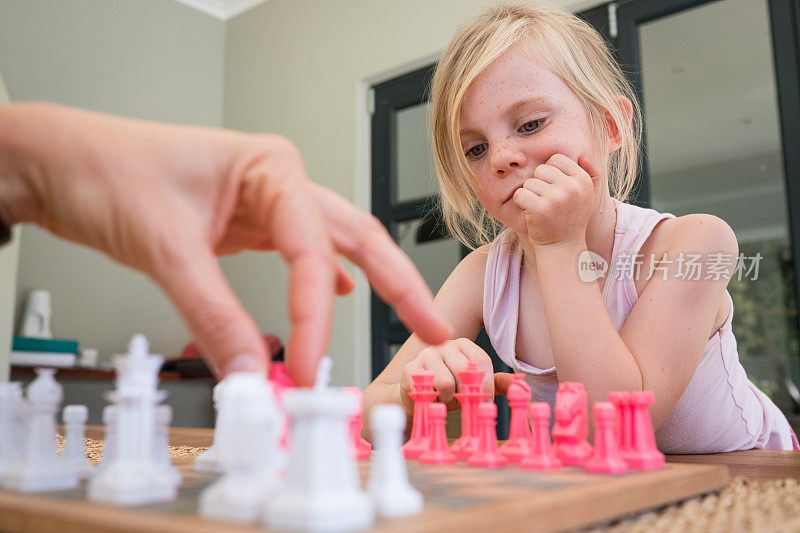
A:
458 43 605 235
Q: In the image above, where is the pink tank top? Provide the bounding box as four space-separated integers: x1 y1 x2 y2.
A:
483 199 799 452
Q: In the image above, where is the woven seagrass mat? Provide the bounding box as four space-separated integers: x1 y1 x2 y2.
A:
58 437 800 532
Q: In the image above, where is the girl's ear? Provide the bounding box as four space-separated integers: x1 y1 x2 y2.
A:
604 95 634 152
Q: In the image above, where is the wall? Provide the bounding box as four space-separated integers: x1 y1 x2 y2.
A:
0 0 226 360
221 0 588 386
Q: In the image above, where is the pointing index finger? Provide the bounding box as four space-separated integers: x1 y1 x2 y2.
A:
312 184 452 344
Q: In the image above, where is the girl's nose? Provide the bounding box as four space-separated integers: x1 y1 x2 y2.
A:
490 142 527 176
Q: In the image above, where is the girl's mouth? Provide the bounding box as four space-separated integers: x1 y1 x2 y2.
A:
505 185 523 203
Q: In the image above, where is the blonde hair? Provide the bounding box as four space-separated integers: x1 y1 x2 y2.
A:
431 2 642 248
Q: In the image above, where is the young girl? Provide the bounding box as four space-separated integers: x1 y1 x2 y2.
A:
363 2 799 452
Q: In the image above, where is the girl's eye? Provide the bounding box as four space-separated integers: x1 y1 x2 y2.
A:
520 119 543 133
466 144 487 158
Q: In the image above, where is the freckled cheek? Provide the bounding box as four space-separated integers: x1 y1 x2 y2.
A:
537 127 593 163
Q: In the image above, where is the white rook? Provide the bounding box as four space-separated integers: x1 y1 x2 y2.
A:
264 357 374 532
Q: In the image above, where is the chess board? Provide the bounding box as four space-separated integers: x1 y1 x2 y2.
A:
0 456 729 533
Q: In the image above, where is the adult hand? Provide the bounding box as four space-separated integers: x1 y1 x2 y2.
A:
0 103 451 385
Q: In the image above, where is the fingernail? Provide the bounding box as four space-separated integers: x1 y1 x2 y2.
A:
223 353 265 375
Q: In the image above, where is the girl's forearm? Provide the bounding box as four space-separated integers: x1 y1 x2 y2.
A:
533 241 643 406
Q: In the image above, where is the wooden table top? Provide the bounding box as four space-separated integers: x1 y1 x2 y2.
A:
82 426 800 481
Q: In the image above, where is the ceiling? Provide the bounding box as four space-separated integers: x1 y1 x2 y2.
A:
171 0 270 20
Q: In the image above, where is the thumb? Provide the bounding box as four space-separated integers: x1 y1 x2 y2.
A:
154 245 268 378
578 156 601 186
493 372 516 395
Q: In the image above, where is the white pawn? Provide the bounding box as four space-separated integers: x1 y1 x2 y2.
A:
367 404 423 518
194 380 225 473
3 368 78 491
62 405 94 479
199 372 283 524
0 383 25 482
97 405 118 471
152 405 181 486
264 356 374 532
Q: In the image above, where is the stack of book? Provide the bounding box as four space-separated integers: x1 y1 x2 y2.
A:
10 336 79 368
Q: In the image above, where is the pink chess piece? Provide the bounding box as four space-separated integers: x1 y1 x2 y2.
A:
451 360 488 461
268 361 295 451
521 402 561 471
268 361 295 391
419 403 457 465
343 387 372 461
402 370 437 459
500 374 531 463
468 402 507 468
585 402 628 474
551 382 593 466
608 391 633 461
626 391 665 470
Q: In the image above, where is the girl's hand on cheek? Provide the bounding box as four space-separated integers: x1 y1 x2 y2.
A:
512 154 601 248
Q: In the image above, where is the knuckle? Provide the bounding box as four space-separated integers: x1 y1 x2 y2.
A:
437 376 456 397
264 134 301 159
191 303 241 342
348 214 389 257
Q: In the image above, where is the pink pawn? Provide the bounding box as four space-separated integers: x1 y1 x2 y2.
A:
402 370 437 459
419 403 457 465
626 391 665 470
468 402 507 468
343 387 372 461
585 402 628 474
451 360 487 461
608 391 633 461
521 402 561 471
500 374 531 463
552 382 593 466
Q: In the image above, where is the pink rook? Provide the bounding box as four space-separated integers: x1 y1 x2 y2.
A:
343 387 372 461
626 391 665 470
585 402 628 474
608 391 633 461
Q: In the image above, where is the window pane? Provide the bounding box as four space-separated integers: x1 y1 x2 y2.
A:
396 102 439 203
640 0 799 412
396 216 462 296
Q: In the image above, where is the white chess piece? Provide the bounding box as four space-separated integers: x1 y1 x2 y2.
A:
264 356 374 532
20 290 53 339
152 405 181 486
87 334 179 505
97 405 118 471
0 383 25 482
199 371 284 524
193 380 225 473
62 405 94 479
2 368 78 491
367 404 423 518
